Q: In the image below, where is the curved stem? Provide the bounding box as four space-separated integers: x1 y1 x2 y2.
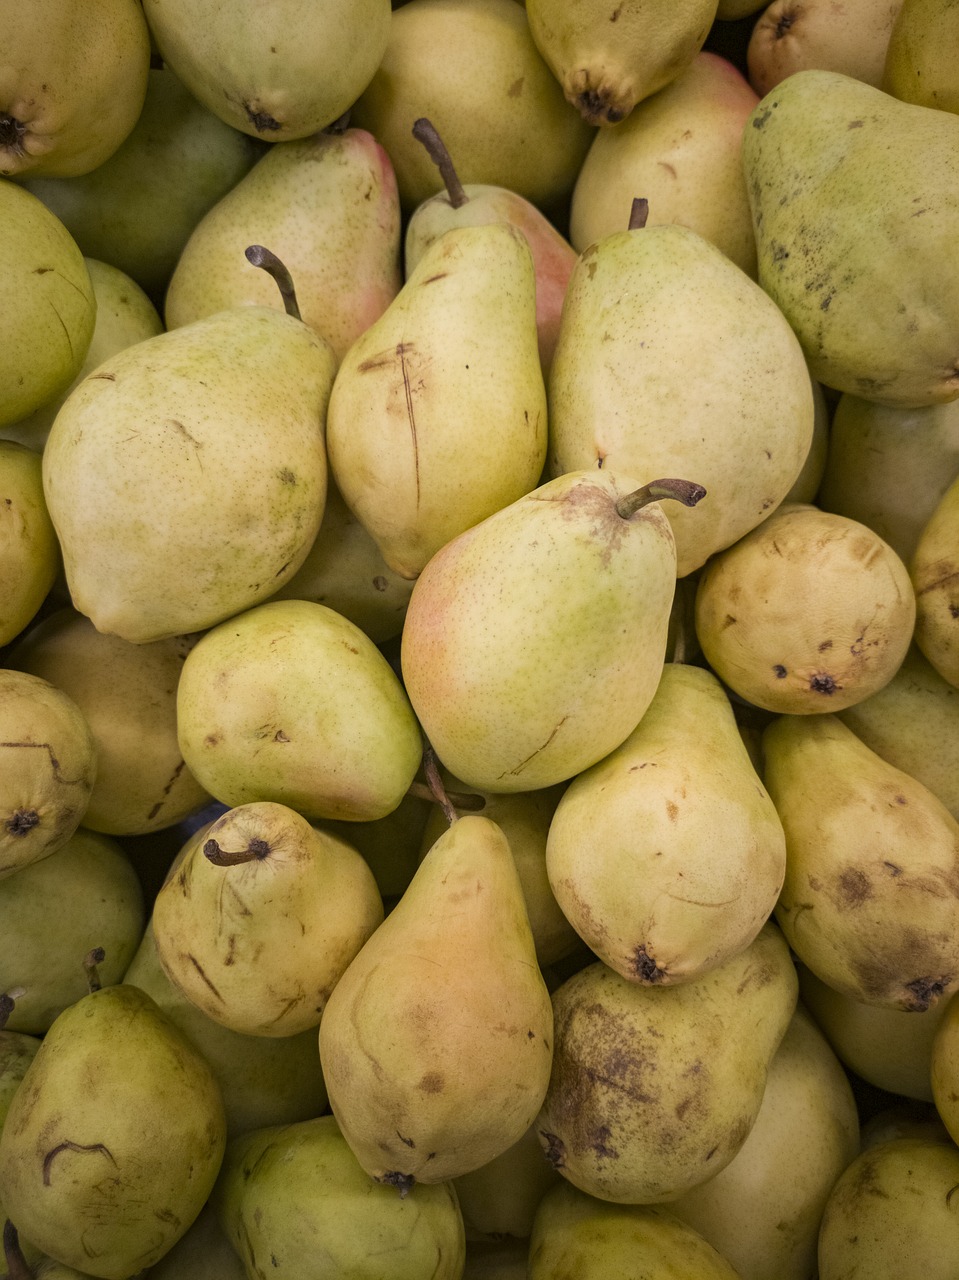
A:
204 837 271 867
616 478 706 520
422 741 459 827
412 118 469 209
407 780 486 813
245 245 302 321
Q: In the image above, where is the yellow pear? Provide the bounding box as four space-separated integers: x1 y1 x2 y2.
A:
931 990 959 1143
912 470 959 687
0 443 60 648
883 0 959 112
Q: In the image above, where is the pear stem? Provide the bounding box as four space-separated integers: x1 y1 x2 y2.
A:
407 780 486 812
204 837 271 867
244 245 302 321
84 947 105 994
412 118 469 209
422 742 459 826
616 478 707 520
2 1221 34 1280
628 197 649 231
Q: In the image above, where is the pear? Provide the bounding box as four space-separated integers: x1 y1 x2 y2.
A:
932 991 959 1143
0 182 95 429
176 598 423 822
547 217 813 576
912 470 959 687
0 0 150 178
743 70 959 407
694 503 916 713
525 0 720 125
400 470 705 794
319 814 554 1188
0 1003 42 1279
569 52 759 277
0 670 96 880
545 662 786 986
350 0 594 211
165 128 402 361
764 714 959 1011
0 983 226 1279
326 221 547 580
318 787 434 901
152 801 384 1037
144 1203 245 1280
0 444 60 648
535 922 798 1203
860 1101 953 1149
42 287 335 644
784 372 831 503
453 1121 561 1241
142 0 391 141
883 0 959 112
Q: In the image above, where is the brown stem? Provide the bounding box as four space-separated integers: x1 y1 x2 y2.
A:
616 478 707 520
3 1221 35 1280
628 197 649 231
244 245 302 321
84 947 105 994
422 742 458 826
204 837 271 867
407 780 486 812
412 118 469 209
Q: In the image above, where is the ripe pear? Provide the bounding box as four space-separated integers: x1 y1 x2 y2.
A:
142 0 391 141
569 52 759 277
0 182 95 428
764 714 959 1012
546 662 786 986
319 814 554 1188
883 0 959 112
176 598 423 822
912 471 959 687
695 503 916 713
326 221 547 579
743 70 959 406
42 300 335 644
453 1122 561 1241
0 0 150 178
547 219 813 576
400 470 705 793
931 992 959 1143
525 0 719 125
0 443 60 647
0 983 226 1279
145 1203 245 1280
535 922 798 1203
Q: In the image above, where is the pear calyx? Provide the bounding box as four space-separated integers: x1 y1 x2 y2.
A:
203 835 271 867
615 477 707 520
244 244 302 320
412 117 468 209
0 115 26 162
378 1169 416 1198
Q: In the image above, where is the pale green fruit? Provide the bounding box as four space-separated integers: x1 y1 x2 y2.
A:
0 828 144 1034
0 443 59 646
320 815 553 1188
153 801 384 1037
453 1121 561 1241
0 984 226 1280
124 919 328 1137
526 0 719 125
546 662 786 986
401 470 693 793
668 1004 859 1280
23 65 265 301
317 788 433 900
931 991 959 1143
327 221 546 579
9 607 209 836
743 70 959 406
0 182 95 427
176 599 423 822
883 0 959 112
818 1138 959 1278
765 714 959 1011
535 922 798 1203
783 373 831 503
351 0 594 211
528 1182 742 1279
569 52 759 277
547 224 813 577
695 503 916 713
139 1203 244 1280
42 307 335 644
0 0 149 178
0 669 96 879
912 471 959 687
143 0 391 141
165 129 402 362
213 1115 466 1279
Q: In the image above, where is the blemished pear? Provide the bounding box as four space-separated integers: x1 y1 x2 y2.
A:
912 471 959 687
883 0 959 113
319 815 554 1189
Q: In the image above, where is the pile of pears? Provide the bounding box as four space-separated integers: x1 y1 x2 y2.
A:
6 0 959 1277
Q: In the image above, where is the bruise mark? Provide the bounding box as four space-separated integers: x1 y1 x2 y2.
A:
418 1072 444 1093
836 867 872 908
244 104 282 132
5 807 39 836
88 371 116 381
398 342 420 508
809 672 839 695
146 759 186 821
665 800 679 822
186 953 225 1002
378 1171 415 1197
168 419 203 452
43 1141 117 1186
540 1131 566 1169
508 76 524 97
904 975 948 1012
773 664 787 679
421 273 448 284
396 1130 415 1148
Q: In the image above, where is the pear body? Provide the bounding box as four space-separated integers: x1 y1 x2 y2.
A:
453 1122 561 1241
319 814 554 1187
0 442 59 647
145 1203 245 1280
912 471 959 687
883 0 959 112
931 992 959 1142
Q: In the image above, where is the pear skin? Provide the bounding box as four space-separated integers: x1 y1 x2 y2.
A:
883 0 959 112
912 470 959 688
0 443 60 647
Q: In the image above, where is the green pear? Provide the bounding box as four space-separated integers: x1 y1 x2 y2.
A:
535 922 798 1203
545 662 786 986
743 70 959 406
42 300 335 644
350 0 594 211
165 128 402 361
453 1121 561 1241
142 0 391 141
319 814 554 1188
546 219 814 577
0 444 60 648
784 371 831 503
932 989 959 1144
143 1203 245 1280
401 470 705 793
569 52 759 277
23 65 265 301
525 0 720 125
176 598 423 822
764 714 959 1011
695 503 916 713
0 182 95 428
817 1138 959 1278
326 221 546 580
317 787 433 901
883 0 959 112
0 983 226 1279
668 1004 860 1280
0 0 149 178
912 470 959 687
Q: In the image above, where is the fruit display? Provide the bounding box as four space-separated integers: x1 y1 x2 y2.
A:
3 3 959 1277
